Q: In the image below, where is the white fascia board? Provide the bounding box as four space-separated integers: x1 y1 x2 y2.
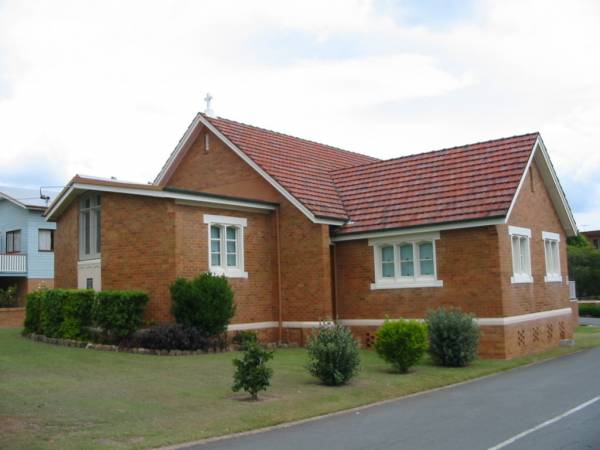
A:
154 113 204 185
504 137 577 236
504 137 538 224
542 231 561 241
156 114 345 227
45 183 276 221
332 217 504 242
44 186 75 221
0 192 27 210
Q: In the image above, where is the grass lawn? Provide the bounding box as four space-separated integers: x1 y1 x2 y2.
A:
2 326 600 450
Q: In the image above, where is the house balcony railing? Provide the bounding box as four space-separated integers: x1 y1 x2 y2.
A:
0 254 27 274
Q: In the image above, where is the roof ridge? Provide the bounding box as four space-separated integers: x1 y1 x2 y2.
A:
330 132 540 175
205 113 379 164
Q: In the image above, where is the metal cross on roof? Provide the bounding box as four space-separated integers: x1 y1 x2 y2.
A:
204 92 214 116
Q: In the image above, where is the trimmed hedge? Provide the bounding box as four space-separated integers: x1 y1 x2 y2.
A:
24 288 148 343
374 319 428 373
170 273 235 336
93 291 149 341
579 303 600 318
24 290 45 334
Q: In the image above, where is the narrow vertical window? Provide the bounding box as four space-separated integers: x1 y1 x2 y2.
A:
210 225 221 267
399 244 414 277
79 193 101 260
39 229 54 251
380 245 395 278
226 226 237 267
418 242 434 276
543 232 561 282
509 226 532 283
6 230 21 253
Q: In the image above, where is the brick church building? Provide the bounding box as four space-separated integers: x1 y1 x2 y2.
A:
46 112 578 358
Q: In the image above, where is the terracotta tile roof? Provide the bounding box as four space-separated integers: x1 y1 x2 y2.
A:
203 115 378 219
331 133 539 234
203 114 538 233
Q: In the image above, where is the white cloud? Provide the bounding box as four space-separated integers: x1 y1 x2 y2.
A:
0 0 599 226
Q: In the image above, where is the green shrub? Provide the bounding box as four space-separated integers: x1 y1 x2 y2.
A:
232 330 258 349
121 324 227 351
170 273 235 336
24 289 45 334
579 303 600 318
0 285 18 307
374 319 428 372
568 244 600 298
306 323 360 386
59 290 95 340
93 291 149 341
232 342 274 400
426 308 480 367
40 289 66 338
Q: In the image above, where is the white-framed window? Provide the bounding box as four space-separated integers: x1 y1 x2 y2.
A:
369 232 443 289
6 230 21 253
38 229 54 252
79 193 101 261
542 231 562 282
509 226 532 283
203 214 247 278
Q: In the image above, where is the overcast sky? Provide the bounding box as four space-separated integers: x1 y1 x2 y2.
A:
1 0 599 230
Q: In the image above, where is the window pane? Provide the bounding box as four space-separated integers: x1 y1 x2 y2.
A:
6 233 13 253
520 237 530 275
210 225 221 239
226 227 236 240
39 230 52 251
227 240 236 253
227 254 237 267
211 253 221 266
420 259 434 276
512 236 521 273
552 241 560 274
401 262 414 277
83 211 90 254
419 242 434 276
400 244 413 261
399 244 414 277
210 240 220 253
380 246 394 278
95 209 101 253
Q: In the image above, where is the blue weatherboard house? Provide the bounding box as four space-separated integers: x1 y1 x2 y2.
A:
0 186 57 301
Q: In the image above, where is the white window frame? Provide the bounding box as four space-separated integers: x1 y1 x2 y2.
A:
369 232 443 290
542 231 562 283
79 193 101 261
203 214 248 278
509 226 533 283
38 229 54 252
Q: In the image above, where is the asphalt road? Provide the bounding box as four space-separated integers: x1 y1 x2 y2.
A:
179 347 600 450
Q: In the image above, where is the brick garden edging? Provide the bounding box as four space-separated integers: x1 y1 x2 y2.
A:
24 333 229 356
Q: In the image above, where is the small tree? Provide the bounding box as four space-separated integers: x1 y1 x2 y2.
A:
306 323 360 386
232 342 273 400
171 273 235 336
374 319 428 373
426 307 480 367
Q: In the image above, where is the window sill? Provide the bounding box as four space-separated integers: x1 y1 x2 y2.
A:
511 274 533 284
544 274 563 283
370 279 443 290
210 268 248 279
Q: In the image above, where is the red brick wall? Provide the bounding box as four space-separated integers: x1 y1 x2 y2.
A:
164 130 333 324
54 200 79 288
174 203 278 325
335 226 502 320
499 161 571 317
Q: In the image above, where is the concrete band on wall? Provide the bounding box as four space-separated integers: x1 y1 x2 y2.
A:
226 307 572 331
